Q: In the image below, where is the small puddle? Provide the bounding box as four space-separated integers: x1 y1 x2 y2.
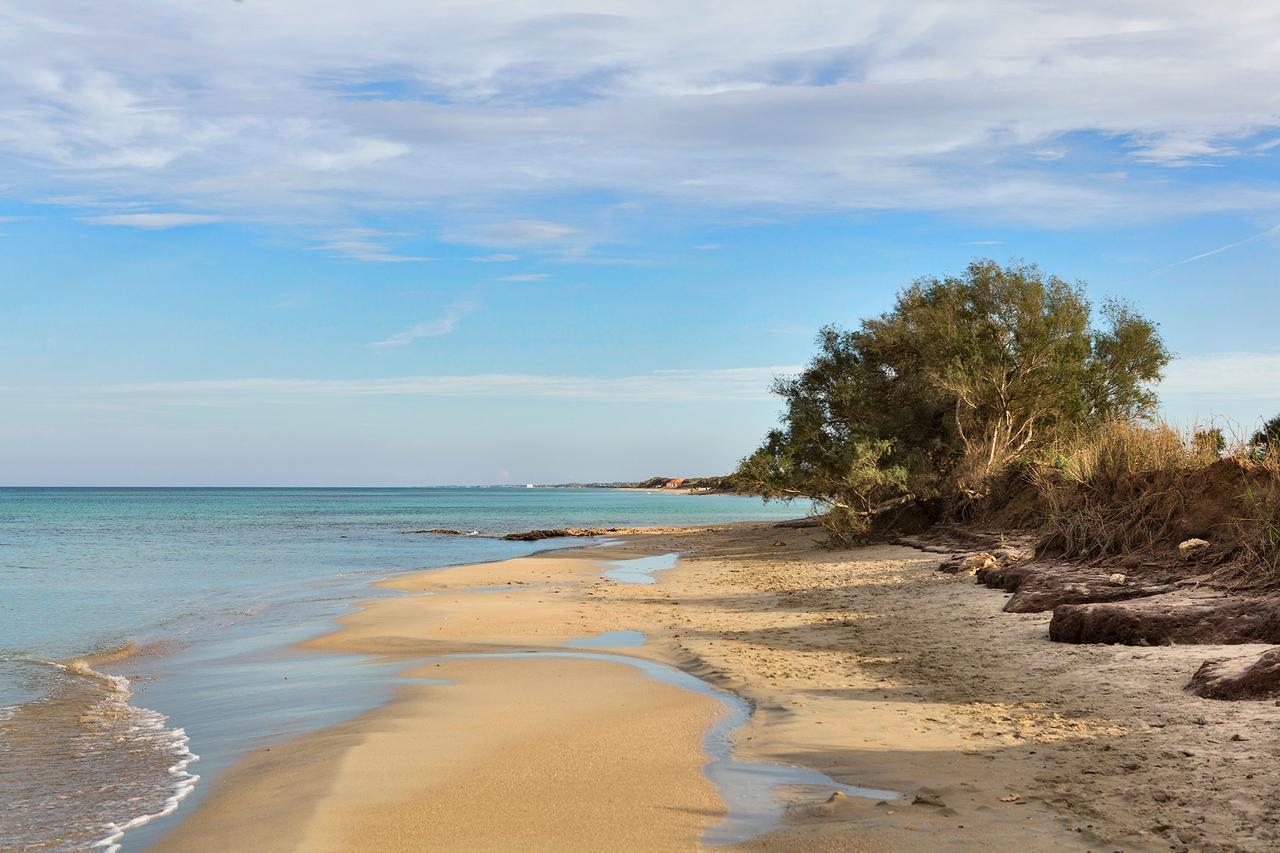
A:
563 630 646 649
602 553 680 585
433 650 902 844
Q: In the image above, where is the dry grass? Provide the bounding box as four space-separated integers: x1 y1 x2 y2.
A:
1027 422 1210 560
1216 449 1280 588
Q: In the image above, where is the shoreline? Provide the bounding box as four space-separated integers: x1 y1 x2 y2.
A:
154 520 1280 851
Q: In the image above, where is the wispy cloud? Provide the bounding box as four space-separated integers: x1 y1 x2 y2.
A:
1155 223 1280 272
467 254 519 263
313 229 429 263
5 3 1280 233
496 273 550 282
367 304 473 349
82 213 225 229
447 220 579 247
693 243 723 251
1162 352 1280 400
98 366 800 402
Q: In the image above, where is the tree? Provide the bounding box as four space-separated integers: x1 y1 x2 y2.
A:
1193 427 1227 459
1251 415 1280 454
738 260 1170 539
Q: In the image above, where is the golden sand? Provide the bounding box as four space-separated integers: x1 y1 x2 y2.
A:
157 522 1280 851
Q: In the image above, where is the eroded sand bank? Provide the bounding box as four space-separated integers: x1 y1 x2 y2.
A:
157 522 1280 852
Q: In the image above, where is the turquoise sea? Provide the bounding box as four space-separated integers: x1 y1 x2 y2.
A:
0 487 804 850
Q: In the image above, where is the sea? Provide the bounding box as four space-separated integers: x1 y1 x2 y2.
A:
0 487 804 851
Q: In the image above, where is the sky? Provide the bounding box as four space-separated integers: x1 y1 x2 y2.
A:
3 0 1280 485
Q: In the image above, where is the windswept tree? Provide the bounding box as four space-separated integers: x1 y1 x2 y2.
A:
738 260 1170 541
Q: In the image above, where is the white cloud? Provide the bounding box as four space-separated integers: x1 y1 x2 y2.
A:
2 2 1280 231
294 138 408 172
447 219 579 247
367 304 473 349
496 273 550 282
467 253 519 263
692 243 722 251
82 212 225 228
312 228 429 262
98 366 799 402
1162 353 1280 400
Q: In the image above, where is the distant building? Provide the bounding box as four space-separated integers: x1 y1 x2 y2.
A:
664 478 685 488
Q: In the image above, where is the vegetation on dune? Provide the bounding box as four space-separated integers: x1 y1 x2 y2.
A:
736 259 1171 542
738 257 1280 586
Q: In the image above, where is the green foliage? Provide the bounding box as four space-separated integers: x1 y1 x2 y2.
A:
1250 415 1280 454
737 260 1171 527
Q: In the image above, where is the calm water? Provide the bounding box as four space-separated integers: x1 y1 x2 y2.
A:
0 487 802 850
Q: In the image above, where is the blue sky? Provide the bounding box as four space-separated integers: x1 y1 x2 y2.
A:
3 1 1280 485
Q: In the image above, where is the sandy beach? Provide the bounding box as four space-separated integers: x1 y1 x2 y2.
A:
156 520 1280 852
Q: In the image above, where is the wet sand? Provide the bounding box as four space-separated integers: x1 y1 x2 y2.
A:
156 522 1280 851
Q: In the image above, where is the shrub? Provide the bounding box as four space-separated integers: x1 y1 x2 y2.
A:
738 259 1170 534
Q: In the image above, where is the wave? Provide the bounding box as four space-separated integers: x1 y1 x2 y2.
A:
5 654 200 851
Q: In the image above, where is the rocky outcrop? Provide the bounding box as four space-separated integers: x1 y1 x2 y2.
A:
1049 591 1280 645
1186 648 1280 700
1004 573 1178 614
972 560 1176 613
502 527 621 541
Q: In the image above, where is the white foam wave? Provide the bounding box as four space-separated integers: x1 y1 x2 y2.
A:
37 657 201 852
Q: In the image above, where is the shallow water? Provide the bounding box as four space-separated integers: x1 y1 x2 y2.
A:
0 487 804 850
564 630 647 648
602 552 681 584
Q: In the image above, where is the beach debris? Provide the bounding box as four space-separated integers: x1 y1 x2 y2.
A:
999 794 1021 802
826 791 847 804
912 788 946 807
1108 573 1128 586
938 552 997 575
1178 538 1211 561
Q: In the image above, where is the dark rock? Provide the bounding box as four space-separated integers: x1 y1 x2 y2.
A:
1050 591 1280 645
1004 575 1177 614
1186 648 1280 699
974 561 1174 612
975 562 1038 591
501 527 619 541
